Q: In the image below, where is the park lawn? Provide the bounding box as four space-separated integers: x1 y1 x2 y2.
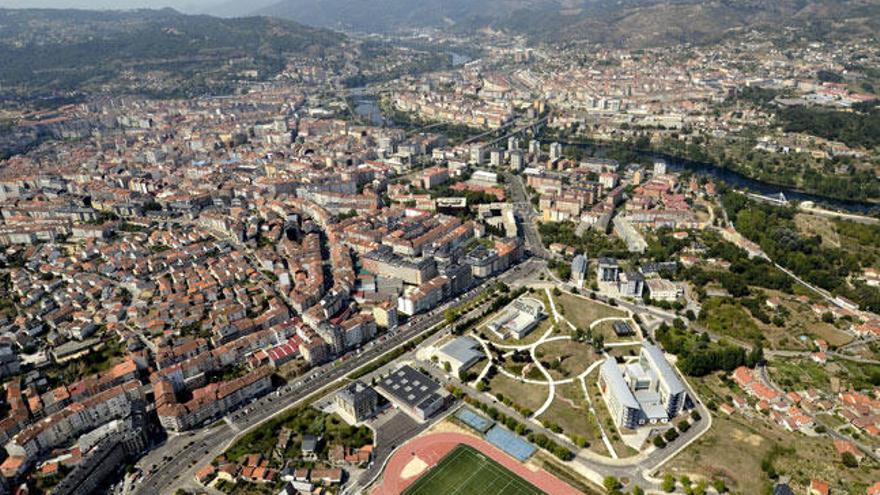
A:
499 352 529 378
592 319 641 344
556 293 627 331
540 382 601 447
403 444 544 495
534 339 598 380
605 345 642 360
488 373 549 417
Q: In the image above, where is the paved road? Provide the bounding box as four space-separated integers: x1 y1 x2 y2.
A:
505 172 553 260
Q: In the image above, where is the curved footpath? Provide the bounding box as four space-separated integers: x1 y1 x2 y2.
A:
370 431 582 495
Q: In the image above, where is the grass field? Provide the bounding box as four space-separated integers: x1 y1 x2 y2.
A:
403 444 545 495
534 339 598 380
488 373 548 416
539 382 602 449
556 293 627 330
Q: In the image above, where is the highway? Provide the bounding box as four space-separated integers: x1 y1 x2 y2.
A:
132 260 543 494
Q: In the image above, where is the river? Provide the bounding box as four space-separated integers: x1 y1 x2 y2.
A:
351 51 471 127
352 92 876 215
552 140 878 214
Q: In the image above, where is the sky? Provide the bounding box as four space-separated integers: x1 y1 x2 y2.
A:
0 0 223 12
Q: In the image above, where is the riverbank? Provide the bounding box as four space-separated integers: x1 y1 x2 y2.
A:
542 137 879 215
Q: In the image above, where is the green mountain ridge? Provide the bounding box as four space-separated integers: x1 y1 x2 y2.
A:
256 0 880 47
0 8 344 102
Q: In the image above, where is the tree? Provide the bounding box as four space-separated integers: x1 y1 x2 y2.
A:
653 436 667 449
746 344 764 368
444 309 457 325
631 487 644 495
662 474 675 492
443 361 451 373
604 476 621 491
842 451 859 468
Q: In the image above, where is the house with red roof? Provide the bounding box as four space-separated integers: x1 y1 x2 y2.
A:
809 479 830 495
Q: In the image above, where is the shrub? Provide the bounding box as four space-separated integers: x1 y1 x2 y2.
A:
661 474 675 492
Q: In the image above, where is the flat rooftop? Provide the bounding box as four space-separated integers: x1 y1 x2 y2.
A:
377 365 440 409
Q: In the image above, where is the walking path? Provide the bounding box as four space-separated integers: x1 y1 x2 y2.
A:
578 361 617 459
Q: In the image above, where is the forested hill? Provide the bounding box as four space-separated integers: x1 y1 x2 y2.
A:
258 0 880 47
0 8 344 102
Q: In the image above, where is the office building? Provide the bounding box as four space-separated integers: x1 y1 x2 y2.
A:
618 271 645 297
597 258 620 283
335 381 378 424
549 142 563 160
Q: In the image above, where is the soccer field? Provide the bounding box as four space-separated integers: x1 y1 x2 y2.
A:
402 444 546 495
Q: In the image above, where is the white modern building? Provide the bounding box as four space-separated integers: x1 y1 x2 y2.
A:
599 343 687 429
486 298 543 340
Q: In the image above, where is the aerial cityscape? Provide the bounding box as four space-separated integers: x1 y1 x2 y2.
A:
0 1 879 494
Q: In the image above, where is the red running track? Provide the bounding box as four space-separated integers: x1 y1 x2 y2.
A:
371 431 584 495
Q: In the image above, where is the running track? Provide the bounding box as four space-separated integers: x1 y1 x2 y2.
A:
370 432 584 495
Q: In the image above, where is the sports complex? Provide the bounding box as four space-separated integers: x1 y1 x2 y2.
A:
370 429 581 495
402 444 544 495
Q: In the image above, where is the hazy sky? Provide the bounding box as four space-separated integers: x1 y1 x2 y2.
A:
0 0 222 12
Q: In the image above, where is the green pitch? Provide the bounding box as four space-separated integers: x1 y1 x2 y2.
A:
402 444 545 495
